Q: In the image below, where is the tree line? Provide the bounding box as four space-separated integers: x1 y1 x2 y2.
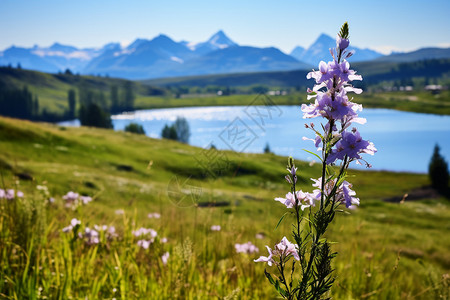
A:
0 86 39 120
73 81 135 128
0 79 136 128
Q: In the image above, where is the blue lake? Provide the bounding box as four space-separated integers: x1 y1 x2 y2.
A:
107 106 450 174
61 106 450 173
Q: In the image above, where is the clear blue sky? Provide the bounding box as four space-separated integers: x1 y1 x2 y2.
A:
1 0 449 54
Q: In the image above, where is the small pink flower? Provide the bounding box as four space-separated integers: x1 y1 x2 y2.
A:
211 225 221 231
147 212 161 219
254 246 274 266
137 239 152 249
161 252 170 265
235 242 259 254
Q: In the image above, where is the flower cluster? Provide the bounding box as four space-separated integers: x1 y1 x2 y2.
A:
274 190 315 211
147 212 161 219
210 225 221 231
301 32 376 169
254 237 300 266
310 177 359 208
235 242 259 254
256 23 377 299
62 218 81 233
0 189 24 200
62 218 117 245
63 191 92 209
133 227 158 249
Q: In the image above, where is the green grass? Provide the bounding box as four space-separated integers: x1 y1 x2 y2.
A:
0 116 449 299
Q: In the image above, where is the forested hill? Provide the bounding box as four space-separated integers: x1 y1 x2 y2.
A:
0 67 166 122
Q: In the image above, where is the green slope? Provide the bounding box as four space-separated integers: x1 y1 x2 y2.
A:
0 67 166 116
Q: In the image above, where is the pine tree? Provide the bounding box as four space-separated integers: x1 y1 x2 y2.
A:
429 144 449 193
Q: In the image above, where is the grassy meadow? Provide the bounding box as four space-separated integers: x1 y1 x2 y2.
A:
0 116 449 299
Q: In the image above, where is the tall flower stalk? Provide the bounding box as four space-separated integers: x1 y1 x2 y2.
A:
255 23 376 299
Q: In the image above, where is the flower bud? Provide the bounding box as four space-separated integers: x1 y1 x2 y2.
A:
336 34 349 50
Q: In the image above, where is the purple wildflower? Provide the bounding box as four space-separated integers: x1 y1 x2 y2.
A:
275 191 315 210
62 218 81 233
254 237 300 266
137 239 152 249
336 34 349 50
254 246 274 266
311 177 360 208
132 227 157 239
326 129 376 164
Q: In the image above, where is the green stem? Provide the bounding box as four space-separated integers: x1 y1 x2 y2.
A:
278 256 292 299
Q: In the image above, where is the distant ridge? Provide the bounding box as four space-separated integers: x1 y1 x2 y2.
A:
290 33 383 65
1 31 448 80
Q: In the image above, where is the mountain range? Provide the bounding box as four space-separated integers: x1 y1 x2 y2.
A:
1 30 449 80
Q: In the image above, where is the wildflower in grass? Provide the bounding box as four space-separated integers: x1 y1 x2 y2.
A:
137 239 152 249
161 252 170 265
6 189 15 200
211 225 221 231
161 237 168 243
235 242 259 254
94 224 118 239
254 237 300 266
133 227 157 239
62 218 81 233
83 227 100 245
147 212 161 219
1 189 24 200
79 195 92 205
63 191 79 202
63 191 92 208
254 246 274 266
257 23 376 299
274 191 315 210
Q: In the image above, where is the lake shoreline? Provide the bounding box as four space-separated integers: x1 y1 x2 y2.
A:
59 106 450 174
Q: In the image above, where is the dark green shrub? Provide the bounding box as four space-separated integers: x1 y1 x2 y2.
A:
124 123 145 135
428 144 449 193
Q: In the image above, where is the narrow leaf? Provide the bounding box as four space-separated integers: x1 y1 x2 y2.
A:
275 212 289 230
302 149 323 162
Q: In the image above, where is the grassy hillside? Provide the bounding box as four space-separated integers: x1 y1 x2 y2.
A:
0 67 131 115
0 116 449 299
0 67 166 118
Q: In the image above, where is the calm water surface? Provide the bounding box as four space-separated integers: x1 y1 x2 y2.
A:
99 106 449 173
